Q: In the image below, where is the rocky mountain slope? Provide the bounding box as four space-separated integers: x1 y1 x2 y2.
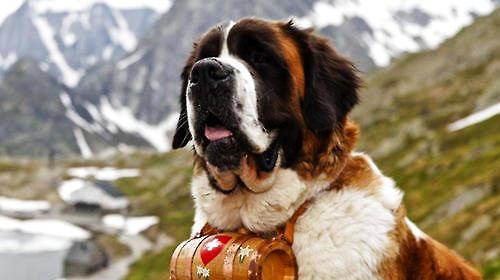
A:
0 59 77 157
302 0 498 69
0 0 170 86
108 9 498 279
0 60 160 159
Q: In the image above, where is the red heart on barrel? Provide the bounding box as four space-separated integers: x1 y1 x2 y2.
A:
200 235 232 265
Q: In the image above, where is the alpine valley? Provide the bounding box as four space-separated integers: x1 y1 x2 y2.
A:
0 1 498 279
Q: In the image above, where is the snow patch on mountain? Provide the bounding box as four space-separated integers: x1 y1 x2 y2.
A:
108 8 137 52
447 102 500 132
59 91 104 133
0 197 50 215
60 13 78 46
67 166 140 181
0 215 91 241
117 50 147 70
60 88 179 155
73 128 93 159
102 214 159 235
301 0 496 66
34 0 172 14
99 97 177 151
0 53 17 69
32 15 82 86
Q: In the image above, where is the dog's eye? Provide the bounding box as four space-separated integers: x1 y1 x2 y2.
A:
250 51 269 65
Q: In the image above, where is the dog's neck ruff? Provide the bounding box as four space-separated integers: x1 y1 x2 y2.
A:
195 155 350 239
191 148 355 234
196 199 311 246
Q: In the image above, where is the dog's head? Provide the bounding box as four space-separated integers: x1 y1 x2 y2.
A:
172 18 359 193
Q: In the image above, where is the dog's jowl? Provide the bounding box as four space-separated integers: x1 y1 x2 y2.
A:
171 18 481 280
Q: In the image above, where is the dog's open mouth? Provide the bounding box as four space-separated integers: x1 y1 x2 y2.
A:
202 112 243 170
200 111 280 187
204 113 233 141
199 112 280 193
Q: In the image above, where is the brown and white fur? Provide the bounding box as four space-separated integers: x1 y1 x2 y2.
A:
171 18 481 279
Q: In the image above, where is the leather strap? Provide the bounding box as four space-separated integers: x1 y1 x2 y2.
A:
282 201 310 245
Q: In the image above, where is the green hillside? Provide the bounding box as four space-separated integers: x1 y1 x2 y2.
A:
352 8 500 277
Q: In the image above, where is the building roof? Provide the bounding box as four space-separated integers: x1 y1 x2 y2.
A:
58 179 129 210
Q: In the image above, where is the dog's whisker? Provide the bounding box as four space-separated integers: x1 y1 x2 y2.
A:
177 119 188 128
179 130 190 146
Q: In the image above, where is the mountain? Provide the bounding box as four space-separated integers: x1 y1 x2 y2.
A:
0 0 498 158
0 59 156 158
0 0 170 87
301 0 498 69
0 0 174 157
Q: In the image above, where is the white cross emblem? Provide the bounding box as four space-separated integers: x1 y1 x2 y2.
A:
205 239 221 251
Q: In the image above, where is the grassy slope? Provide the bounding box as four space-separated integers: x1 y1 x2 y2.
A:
117 10 499 279
0 158 65 202
112 150 194 280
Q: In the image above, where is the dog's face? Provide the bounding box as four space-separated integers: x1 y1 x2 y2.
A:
173 18 359 194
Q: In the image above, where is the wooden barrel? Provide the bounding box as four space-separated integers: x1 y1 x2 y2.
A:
170 232 297 280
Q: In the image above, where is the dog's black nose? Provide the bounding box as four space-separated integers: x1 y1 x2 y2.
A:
190 58 229 88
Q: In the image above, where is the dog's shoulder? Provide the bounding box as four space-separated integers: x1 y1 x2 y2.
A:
293 152 481 279
292 152 403 279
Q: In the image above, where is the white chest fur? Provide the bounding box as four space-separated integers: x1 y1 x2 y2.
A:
293 187 398 280
191 168 322 234
191 153 403 279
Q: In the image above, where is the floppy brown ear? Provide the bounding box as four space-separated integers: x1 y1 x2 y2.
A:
300 31 360 135
172 47 197 149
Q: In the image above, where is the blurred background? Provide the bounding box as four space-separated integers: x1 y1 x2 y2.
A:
0 0 498 279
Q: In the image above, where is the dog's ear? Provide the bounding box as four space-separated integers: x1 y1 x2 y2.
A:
172 46 198 149
299 30 360 135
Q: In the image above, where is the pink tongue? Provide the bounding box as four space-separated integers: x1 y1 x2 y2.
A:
204 126 233 141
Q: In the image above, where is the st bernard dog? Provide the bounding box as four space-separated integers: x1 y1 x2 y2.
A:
171 18 481 279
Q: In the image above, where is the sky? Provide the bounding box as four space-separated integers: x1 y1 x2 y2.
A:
0 0 171 25
0 1 24 25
